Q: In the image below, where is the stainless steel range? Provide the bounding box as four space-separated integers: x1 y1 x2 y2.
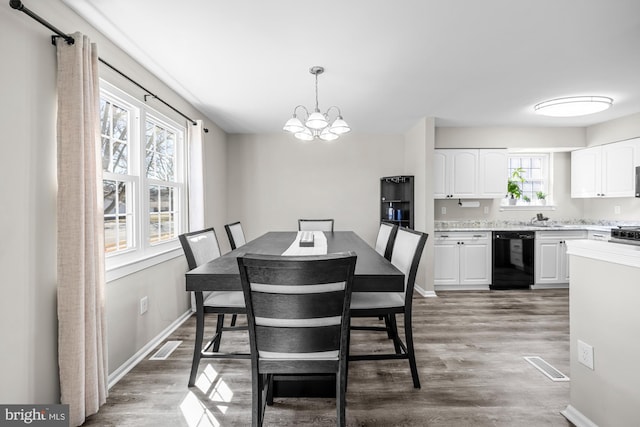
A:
610 227 640 246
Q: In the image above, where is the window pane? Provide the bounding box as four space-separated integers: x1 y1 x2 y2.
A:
100 100 111 138
530 168 542 180
104 180 117 215
155 125 166 154
104 179 132 252
101 137 111 171
149 212 160 243
145 122 156 179
112 141 128 174
149 185 159 212
112 105 129 141
160 186 171 212
166 132 175 157
159 213 174 242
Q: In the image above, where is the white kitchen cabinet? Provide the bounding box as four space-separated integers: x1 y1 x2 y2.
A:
571 140 637 198
434 232 491 290
478 149 508 197
535 230 587 287
434 149 478 199
434 149 507 199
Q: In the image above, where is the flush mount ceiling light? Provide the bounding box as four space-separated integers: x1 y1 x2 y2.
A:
283 66 351 141
534 96 613 117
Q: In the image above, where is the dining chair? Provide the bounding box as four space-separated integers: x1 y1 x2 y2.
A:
179 228 249 387
224 221 246 250
298 218 334 232
375 222 398 261
349 227 428 388
237 252 357 427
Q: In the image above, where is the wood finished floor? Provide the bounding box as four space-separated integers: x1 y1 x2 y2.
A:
84 290 573 426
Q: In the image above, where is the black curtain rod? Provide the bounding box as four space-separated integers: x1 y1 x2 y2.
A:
10 0 209 133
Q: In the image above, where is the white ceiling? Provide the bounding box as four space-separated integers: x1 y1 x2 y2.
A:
62 0 640 135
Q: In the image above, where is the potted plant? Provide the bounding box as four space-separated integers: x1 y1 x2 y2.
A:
536 191 547 205
506 167 526 205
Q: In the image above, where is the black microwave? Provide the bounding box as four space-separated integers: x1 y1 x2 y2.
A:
636 166 640 197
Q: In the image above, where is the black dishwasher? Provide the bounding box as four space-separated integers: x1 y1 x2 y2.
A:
491 231 535 289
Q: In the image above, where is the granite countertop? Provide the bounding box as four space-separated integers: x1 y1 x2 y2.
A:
434 220 635 233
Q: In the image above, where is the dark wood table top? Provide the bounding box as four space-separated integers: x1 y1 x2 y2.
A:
186 231 404 293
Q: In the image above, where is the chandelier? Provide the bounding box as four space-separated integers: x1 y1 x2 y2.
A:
283 66 351 141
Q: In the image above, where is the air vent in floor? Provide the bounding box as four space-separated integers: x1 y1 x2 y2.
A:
149 340 182 360
524 356 569 381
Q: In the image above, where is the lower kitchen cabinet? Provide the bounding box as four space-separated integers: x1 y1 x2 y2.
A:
434 232 491 290
534 230 587 287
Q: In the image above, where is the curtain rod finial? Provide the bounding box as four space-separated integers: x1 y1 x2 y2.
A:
10 0 24 11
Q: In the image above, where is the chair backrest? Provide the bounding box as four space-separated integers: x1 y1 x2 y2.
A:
179 228 222 310
298 218 334 232
224 221 246 250
237 252 356 364
390 228 428 301
179 228 222 270
375 222 398 260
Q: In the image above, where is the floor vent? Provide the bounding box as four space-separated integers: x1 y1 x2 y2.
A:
149 340 182 360
524 356 569 382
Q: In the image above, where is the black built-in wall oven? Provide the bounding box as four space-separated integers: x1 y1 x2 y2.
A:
491 231 535 289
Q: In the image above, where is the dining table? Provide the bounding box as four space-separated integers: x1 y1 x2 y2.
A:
185 230 405 397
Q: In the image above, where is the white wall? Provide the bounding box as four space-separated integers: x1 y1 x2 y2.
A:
435 126 585 150
0 0 226 404
404 118 436 293
1 3 58 403
227 133 405 248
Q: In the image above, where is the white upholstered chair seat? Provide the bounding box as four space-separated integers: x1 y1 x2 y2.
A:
204 291 245 308
350 292 404 309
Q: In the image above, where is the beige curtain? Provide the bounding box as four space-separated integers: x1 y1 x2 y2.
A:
187 120 205 311
188 120 205 231
56 32 108 426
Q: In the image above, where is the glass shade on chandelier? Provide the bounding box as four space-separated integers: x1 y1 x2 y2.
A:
283 66 351 141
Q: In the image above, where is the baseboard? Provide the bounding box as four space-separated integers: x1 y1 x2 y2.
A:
561 405 599 427
414 285 437 297
435 284 490 291
108 310 193 389
532 283 569 290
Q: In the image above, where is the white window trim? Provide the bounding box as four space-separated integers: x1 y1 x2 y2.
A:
501 152 555 210
100 80 187 281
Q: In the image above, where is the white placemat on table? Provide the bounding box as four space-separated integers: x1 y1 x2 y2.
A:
282 231 328 256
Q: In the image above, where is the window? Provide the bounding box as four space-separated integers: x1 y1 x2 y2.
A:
99 81 186 274
503 153 551 206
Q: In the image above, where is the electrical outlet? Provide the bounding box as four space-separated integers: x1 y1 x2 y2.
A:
577 339 594 370
614 205 621 214
140 296 148 315
484 206 489 214
441 207 447 215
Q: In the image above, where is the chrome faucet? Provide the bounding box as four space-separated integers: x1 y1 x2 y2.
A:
531 213 549 225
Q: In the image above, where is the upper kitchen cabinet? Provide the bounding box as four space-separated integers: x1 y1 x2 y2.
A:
571 139 639 198
434 149 507 199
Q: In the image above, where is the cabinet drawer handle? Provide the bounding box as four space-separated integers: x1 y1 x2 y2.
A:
473 234 483 238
